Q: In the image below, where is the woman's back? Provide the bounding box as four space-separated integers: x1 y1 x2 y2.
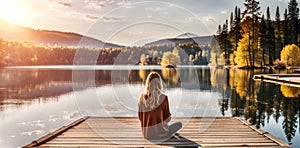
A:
138 94 171 139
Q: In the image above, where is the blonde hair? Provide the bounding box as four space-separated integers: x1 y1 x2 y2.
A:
141 72 164 109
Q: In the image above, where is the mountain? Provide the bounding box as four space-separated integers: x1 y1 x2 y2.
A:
176 32 199 39
0 19 123 48
145 33 213 46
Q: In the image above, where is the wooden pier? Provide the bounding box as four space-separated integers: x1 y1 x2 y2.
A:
253 74 300 88
295 69 300 73
24 117 290 147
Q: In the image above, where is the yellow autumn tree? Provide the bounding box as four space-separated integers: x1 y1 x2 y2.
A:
161 47 181 66
280 44 300 66
235 17 262 67
235 34 250 67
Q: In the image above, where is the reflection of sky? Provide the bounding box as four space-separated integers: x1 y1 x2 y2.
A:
261 116 300 147
0 93 80 147
74 84 228 117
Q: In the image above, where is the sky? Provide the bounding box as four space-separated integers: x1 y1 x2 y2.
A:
0 0 291 46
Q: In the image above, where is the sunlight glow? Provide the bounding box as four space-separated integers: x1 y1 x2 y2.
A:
0 0 30 24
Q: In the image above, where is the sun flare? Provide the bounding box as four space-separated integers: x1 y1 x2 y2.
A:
0 0 29 24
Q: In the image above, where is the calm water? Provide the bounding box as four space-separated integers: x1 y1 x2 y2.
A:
0 65 299 147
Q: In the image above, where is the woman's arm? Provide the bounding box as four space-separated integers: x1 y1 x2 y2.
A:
138 100 142 121
138 94 144 122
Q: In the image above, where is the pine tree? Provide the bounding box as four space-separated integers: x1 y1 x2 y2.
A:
230 12 234 31
242 0 261 20
260 14 267 66
210 36 220 66
210 25 223 66
287 0 299 45
236 8 243 59
217 20 232 65
230 7 243 65
266 7 275 65
274 6 282 60
283 9 291 46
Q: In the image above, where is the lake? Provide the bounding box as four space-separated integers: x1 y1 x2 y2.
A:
0 65 299 147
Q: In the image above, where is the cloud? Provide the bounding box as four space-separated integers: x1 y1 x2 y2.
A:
172 16 202 24
85 0 107 9
66 12 99 21
58 1 72 7
168 3 175 8
66 11 122 22
145 7 163 12
84 0 132 9
117 0 133 8
48 0 72 7
101 16 123 22
85 14 99 20
202 16 215 22
220 10 228 15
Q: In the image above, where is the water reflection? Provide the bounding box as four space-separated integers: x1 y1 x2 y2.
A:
0 67 299 146
209 68 300 145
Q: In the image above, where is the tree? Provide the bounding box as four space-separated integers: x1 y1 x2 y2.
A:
217 20 232 65
239 0 262 67
274 6 282 60
287 0 299 45
260 14 268 66
242 0 261 20
235 17 261 67
230 7 243 65
230 12 234 31
280 44 300 66
265 7 275 65
139 54 147 65
210 36 222 66
283 9 291 45
161 51 180 66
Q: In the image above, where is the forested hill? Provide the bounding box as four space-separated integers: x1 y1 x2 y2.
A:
145 35 213 46
0 19 123 48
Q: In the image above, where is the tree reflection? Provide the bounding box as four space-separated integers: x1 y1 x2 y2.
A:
281 98 299 144
209 68 300 144
280 85 300 98
161 67 180 87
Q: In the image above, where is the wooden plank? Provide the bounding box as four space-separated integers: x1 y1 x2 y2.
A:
50 136 271 140
236 117 290 146
56 135 265 138
48 139 273 144
41 142 278 147
253 74 300 88
64 129 254 132
23 117 89 147
23 117 290 147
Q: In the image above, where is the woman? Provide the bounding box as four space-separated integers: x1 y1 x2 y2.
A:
138 72 182 140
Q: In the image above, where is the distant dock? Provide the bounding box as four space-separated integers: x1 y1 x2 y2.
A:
294 69 300 73
253 74 300 88
23 117 289 147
